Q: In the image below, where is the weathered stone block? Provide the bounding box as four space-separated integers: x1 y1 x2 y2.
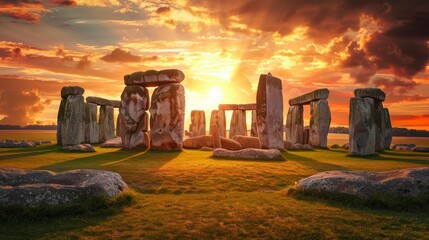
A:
285 105 304 144
256 74 284 149
99 105 115 142
85 103 99 144
61 95 85 146
383 108 393 149
61 86 84 99
309 99 331 148
229 110 247 139
189 110 206 136
150 83 185 151
289 88 329 105
354 88 385 101
124 69 185 87
349 97 375 155
209 110 226 137
250 110 258 137
56 99 66 145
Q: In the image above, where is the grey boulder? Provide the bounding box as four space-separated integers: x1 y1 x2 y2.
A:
213 148 282 160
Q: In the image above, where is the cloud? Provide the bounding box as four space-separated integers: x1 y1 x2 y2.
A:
48 0 77 6
0 0 48 22
100 48 141 63
156 6 170 14
0 89 51 126
372 76 418 94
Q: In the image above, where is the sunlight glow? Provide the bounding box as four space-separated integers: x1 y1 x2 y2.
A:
208 87 223 106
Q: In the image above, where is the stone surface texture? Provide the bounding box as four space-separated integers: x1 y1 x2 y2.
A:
256 74 284 149
86 96 120 107
218 104 256 110
349 97 375 155
0 168 128 207
213 148 282 160
61 95 85 146
285 105 304 145
99 105 115 143
374 101 386 152
100 137 123 148
61 86 84 99
354 88 386 101
309 99 331 147
229 110 247 139
61 144 95 152
150 83 185 151
85 103 99 144
289 88 329 105
183 136 242 150
383 108 393 149
189 110 206 137
250 110 258 137
211 124 222 148
232 135 261 149
56 99 66 145
124 69 185 87
209 110 226 137
297 167 429 199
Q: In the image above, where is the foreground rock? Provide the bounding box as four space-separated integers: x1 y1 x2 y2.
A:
183 136 242 150
297 167 429 199
0 140 35 148
0 168 128 207
392 144 416 150
100 137 123 148
61 144 95 152
256 73 284 149
213 148 282 160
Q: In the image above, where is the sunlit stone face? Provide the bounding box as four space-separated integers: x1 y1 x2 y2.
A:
120 86 148 133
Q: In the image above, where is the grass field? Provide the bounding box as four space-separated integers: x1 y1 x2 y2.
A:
0 132 429 239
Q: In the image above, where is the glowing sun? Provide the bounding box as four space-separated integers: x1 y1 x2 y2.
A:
208 87 223 106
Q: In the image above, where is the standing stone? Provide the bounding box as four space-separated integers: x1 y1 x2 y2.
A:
229 110 247 139
189 110 206 136
349 97 375 155
256 74 284 149
251 110 258 137
211 124 222 148
61 95 85 146
116 113 126 138
383 108 393 149
99 105 115 143
209 110 226 137
56 99 66 145
309 99 331 148
285 105 304 144
303 127 309 145
120 86 150 150
85 103 99 144
150 83 185 151
374 101 385 152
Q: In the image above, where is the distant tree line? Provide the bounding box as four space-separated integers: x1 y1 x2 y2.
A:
329 127 429 137
0 125 57 130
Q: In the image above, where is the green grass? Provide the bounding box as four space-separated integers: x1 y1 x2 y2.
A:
0 133 429 239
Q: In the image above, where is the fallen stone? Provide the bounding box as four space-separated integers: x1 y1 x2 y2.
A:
289 88 329 106
354 88 386 102
100 137 122 148
232 135 260 149
309 99 331 148
285 105 304 144
85 103 99 144
124 69 185 87
189 110 206 137
99 105 115 143
209 110 226 137
61 95 85 146
256 73 284 149
183 136 242 150
61 86 84 99
396 146 413 151
150 83 185 151
349 97 375 155
200 146 214 151
330 144 340 149
392 144 416 150
0 140 35 148
61 144 95 152
0 168 127 207
229 110 247 139
297 167 429 199
412 147 429 152
213 148 282 160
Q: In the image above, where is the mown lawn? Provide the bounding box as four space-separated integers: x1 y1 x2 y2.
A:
0 137 429 239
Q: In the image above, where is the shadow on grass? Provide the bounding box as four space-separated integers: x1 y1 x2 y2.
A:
287 188 429 213
287 152 349 172
0 190 136 239
346 152 429 165
0 148 53 161
210 155 286 163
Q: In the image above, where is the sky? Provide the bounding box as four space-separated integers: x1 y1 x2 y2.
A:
0 0 428 130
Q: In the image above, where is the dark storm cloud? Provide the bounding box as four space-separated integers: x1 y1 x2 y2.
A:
156 6 171 14
47 0 77 6
373 77 418 94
